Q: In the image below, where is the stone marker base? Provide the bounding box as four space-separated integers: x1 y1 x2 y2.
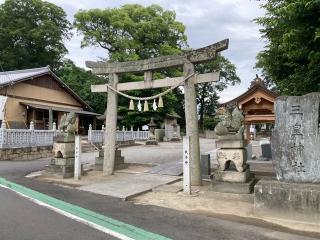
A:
254 178 320 224
95 149 128 171
145 139 158 145
94 161 129 171
46 158 74 179
211 177 255 194
170 137 180 142
214 168 252 183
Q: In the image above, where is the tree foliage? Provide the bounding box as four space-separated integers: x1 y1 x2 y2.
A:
196 55 240 130
74 4 187 61
0 0 71 71
56 60 106 114
255 0 320 95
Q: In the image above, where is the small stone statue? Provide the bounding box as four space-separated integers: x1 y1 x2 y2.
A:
59 112 77 135
214 106 245 140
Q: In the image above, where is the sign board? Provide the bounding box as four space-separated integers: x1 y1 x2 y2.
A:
142 125 149 131
0 96 7 120
74 135 82 180
183 136 191 194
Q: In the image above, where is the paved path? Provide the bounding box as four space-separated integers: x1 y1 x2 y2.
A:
121 138 215 165
0 160 318 240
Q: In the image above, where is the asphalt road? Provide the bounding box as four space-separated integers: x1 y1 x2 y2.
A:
0 187 117 240
0 158 319 240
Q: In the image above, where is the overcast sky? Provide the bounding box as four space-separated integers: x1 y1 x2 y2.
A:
1 0 266 102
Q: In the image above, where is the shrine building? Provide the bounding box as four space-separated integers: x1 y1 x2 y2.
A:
0 66 99 133
221 75 278 140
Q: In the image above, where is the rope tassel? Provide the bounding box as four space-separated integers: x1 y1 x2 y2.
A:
129 99 135 110
143 100 149 112
152 99 157 111
158 96 164 108
137 100 142 112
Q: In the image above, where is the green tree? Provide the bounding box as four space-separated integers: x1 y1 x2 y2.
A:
0 0 71 71
255 0 320 95
74 4 187 61
196 55 240 130
74 4 187 128
57 60 106 114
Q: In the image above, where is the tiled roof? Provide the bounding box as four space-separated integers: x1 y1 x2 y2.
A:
0 66 50 86
0 66 94 111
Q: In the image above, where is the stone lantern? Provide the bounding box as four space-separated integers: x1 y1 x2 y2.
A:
146 117 158 145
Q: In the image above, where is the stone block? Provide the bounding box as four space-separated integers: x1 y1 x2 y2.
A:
145 139 158 145
155 129 165 142
31 147 38 152
95 156 103 164
211 177 255 194
261 143 272 159
115 163 129 170
12 148 19 154
53 142 75 159
98 149 104 157
216 140 245 149
94 164 103 171
54 134 75 143
201 154 211 179
115 149 121 158
214 167 251 183
217 148 247 172
53 157 74 166
254 178 320 224
61 165 74 178
245 144 252 160
272 93 320 183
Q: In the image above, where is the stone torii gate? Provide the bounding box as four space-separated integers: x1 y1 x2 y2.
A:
86 39 229 186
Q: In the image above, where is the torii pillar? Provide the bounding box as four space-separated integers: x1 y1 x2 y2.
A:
183 61 201 185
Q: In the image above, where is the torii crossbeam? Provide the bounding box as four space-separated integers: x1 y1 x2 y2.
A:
87 39 229 186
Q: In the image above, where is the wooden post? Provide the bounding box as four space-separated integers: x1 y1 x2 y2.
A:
48 108 53 130
103 73 119 176
74 135 81 180
183 136 191 194
183 62 202 186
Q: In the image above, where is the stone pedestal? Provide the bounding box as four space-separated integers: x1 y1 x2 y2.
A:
212 178 256 194
216 148 247 172
95 149 128 171
254 178 320 224
47 136 76 178
145 139 158 145
211 139 255 194
253 93 320 224
53 142 75 159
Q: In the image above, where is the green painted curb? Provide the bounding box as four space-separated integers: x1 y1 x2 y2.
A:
0 177 172 240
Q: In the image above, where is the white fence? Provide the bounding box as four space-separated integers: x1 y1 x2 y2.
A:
88 125 150 144
0 121 60 148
